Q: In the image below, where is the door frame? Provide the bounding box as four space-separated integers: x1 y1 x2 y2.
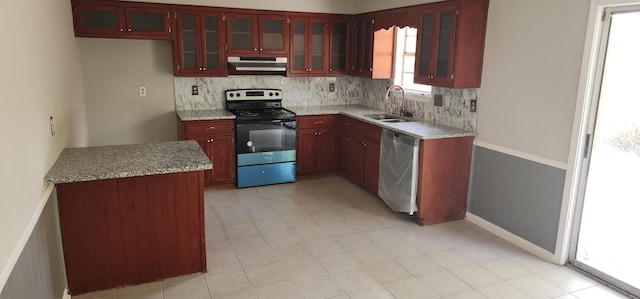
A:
555 0 640 287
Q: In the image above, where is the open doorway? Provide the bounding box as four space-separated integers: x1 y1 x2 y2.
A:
571 6 640 297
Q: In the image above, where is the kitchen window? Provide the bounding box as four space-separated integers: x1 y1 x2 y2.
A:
394 27 432 94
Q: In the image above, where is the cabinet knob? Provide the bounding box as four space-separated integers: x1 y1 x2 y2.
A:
253 48 258 51
207 126 215 130
329 68 333 72
346 137 350 141
202 67 207 71
314 132 318 136
120 28 124 32
128 28 132 32
313 121 323 125
318 131 322 135
259 48 263 51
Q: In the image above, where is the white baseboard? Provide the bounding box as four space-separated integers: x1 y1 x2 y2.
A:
0 182 55 292
466 212 557 263
62 288 71 299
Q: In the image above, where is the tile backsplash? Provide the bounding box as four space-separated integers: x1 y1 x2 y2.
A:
175 76 362 110
175 76 479 131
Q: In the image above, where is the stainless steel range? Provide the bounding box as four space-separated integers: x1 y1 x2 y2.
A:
225 89 296 188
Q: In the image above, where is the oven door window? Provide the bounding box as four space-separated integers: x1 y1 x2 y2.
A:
236 121 296 154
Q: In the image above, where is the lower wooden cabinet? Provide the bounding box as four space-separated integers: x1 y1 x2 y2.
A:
416 136 474 225
178 120 236 185
340 116 381 194
296 115 339 175
57 172 206 295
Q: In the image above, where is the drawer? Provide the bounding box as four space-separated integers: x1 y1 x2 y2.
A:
183 120 234 136
297 115 338 129
342 116 365 135
365 124 382 143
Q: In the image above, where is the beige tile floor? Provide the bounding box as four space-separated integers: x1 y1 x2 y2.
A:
74 176 630 299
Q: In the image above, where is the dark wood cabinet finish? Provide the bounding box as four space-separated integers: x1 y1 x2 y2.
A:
328 17 352 75
73 2 171 39
417 136 473 225
178 120 236 185
289 16 329 76
414 0 489 88
351 16 395 79
296 115 339 175
174 9 227 76
340 116 381 193
226 13 289 56
57 171 206 295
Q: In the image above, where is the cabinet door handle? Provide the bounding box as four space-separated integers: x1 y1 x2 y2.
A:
314 121 323 125
207 126 215 130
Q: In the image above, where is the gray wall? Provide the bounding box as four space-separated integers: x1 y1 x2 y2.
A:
468 146 566 253
0 193 67 299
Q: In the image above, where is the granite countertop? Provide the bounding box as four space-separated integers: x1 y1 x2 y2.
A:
175 105 474 140
176 109 235 121
45 141 212 184
289 105 476 140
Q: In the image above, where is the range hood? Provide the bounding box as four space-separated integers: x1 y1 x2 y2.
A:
227 56 287 74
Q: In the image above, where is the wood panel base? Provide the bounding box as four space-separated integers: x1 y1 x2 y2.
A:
57 171 206 295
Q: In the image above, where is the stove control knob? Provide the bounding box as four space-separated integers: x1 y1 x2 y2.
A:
236 93 241 97
269 92 273 96
275 92 280 96
229 93 234 97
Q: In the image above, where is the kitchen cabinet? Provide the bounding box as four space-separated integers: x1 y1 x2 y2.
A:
73 1 171 39
328 17 352 75
178 120 236 185
289 16 329 76
174 9 226 76
351 15 396 79
341 116 381 193
414 0 489 88
296 115 339 175
226 13 289 56
417 136 473 225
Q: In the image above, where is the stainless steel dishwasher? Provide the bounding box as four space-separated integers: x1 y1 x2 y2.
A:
378 129 420 215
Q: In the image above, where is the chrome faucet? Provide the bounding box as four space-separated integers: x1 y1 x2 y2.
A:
385 85 413 117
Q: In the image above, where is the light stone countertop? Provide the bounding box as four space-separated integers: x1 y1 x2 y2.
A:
176 109 235 121
45 141 212 184
289 105 476 140
175 105 475 140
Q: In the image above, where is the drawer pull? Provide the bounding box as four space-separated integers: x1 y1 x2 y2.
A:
207 126 215 130
314 121 323 125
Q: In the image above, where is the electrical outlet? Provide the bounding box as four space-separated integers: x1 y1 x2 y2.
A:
470 99 477 112
192 85 199 95
139 86 147 97
329 83 335 92
434 95 443 106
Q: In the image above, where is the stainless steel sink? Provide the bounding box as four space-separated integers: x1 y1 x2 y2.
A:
381 119 413 123
364 113 398 120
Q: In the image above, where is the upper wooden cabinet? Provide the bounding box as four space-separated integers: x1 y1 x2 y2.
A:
174 9 227 76
225 13 289 56
289 16 329 76
414 0 489 88
73 2 171 39
328 17 352 75
351 15 395 79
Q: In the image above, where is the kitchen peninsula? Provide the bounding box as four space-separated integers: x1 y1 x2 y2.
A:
45 141 212 295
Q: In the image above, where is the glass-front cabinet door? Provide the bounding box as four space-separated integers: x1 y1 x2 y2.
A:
226 13 258 54
259 15 288 55
329 18 351 74
288 17 327 75
124 7 171 39
174 10 226 76
74 4 126 37
414 4 458 86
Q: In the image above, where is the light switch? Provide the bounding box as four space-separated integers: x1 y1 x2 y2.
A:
139 86 147 97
